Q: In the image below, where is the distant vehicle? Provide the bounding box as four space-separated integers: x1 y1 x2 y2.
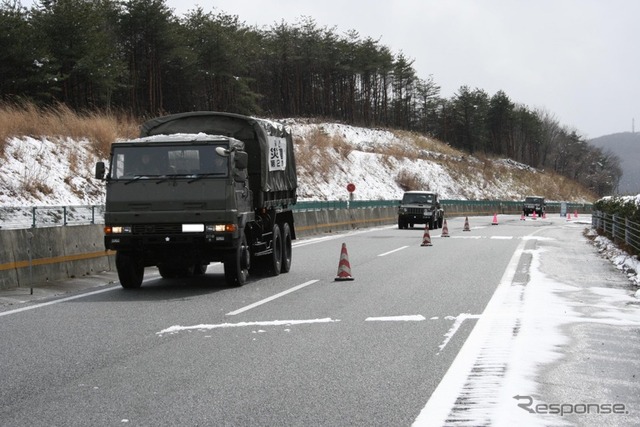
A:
95 112 297 289
398 191 444 229
523 196 545 216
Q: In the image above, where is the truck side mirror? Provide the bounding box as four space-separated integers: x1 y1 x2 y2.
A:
234 151 248 169
95 161 106 179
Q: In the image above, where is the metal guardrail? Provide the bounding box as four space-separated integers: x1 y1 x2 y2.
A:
0 205 105 229
591 211 640 256
1 200 593 230
293 199 399 211
293 199 593 213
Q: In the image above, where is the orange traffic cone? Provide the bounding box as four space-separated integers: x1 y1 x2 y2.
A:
441 219 450 237
421 227 433 246
543 211 547 219
492 213 499 225
335 243 355 281
532 210 537 220
566 212 572 221
463 216 471 231
574 210 578 218
520 212 525 221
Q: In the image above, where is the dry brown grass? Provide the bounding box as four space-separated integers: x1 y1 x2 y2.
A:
395 169 428 191
391 129 463 158
0 102 139 158
293 128 343 183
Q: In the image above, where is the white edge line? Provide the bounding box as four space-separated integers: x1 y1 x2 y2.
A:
412 237 527 426
226 280 319 316
378 246 409 257
0 286 119 317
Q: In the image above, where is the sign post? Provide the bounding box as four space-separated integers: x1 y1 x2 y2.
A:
346 183 356 206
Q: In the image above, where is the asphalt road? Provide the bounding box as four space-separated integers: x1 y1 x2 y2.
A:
1 214 638 426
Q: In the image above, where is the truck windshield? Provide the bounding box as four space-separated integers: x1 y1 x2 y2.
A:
109 144 228 180
403 193 434 204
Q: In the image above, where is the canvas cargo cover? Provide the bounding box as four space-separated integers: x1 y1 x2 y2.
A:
140 112 297 195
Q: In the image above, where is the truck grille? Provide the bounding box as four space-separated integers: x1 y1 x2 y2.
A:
405 207 426 215
132 224 182 234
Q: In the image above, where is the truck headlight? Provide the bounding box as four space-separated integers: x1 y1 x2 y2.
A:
206 224 237 233
106 226 132 234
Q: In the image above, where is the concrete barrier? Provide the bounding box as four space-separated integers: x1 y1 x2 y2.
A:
0 228 18 289
0 206 398 290
0 225 117 290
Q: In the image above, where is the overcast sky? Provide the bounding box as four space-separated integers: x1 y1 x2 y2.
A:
165 0 640 139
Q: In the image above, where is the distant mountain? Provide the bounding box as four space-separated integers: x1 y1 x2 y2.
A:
589 132 640 195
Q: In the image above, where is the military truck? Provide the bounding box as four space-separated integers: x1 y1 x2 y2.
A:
397 191 444 230
95 112 297 289
522 196 545 216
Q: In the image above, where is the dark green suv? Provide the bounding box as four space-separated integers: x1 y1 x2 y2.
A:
398 191 444 229
522 196 545 216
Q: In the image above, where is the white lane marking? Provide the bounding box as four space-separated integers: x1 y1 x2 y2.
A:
438 314 481 353
412 236 527 426
365 315 426 322
292 225 397 248
226 280 319 316
450 236 553 240
0 270 165 317
378 246 409 257
157 318 339 335
0 286 119 317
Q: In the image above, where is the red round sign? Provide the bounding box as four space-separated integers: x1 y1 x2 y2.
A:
347 183 356 193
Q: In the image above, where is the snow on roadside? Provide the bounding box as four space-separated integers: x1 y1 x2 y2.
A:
586 228 640 297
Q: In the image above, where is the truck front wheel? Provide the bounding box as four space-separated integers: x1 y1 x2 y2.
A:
281 222 292 273
224 233 250 286
269 224 282 276
116 251 144 289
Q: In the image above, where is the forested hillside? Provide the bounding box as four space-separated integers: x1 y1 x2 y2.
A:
588 133 640 195
0 0 620 196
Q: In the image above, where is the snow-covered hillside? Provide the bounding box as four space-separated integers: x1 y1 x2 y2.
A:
0 120 592 208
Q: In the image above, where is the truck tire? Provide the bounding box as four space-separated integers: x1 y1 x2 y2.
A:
281 222 292 273
116 251 144 289
268 224 282 276
224 232 250 286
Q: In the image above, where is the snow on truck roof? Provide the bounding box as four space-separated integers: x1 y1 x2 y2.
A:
115 133 235 144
